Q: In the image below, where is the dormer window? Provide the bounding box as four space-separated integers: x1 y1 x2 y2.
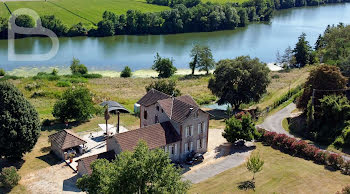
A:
156 106 159 111
194 110 199 118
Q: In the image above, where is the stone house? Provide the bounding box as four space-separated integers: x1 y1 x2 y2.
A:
107 89 210 161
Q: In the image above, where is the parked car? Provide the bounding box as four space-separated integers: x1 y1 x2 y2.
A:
186 152 204 165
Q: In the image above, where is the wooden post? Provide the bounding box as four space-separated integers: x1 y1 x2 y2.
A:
117 111 120 134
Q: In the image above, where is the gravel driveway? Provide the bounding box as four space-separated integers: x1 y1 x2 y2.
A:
182 129 254 184
257 103 296 136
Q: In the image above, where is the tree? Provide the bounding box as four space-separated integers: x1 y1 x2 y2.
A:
277 46 296 69
120 66 132 78
152 53 177 78
197 46 215 74
246 154 264 180
189 44 201 75
70 58 88 75
146 79 181 97
51 68 58 76
297 64 347 109
293 33 312 67
15 15 35 28
0 82 41 159
0 68 5 76
52 87 95 122
0 166 21 189
77 141 190 193
222 114 260 143
208 56 270 110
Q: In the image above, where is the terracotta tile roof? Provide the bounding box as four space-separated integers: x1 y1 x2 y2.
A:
137 89 170 107
48 129 87 150
158 97 200 123
77 151 115 174
113 121 181 151
175 95 199 107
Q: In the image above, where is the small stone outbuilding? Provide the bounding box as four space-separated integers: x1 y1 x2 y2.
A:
48 129 87 160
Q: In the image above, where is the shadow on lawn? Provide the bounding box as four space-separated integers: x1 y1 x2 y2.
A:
36 153 61 166
214 143 256 159
0 158 25 171
237 180 255 191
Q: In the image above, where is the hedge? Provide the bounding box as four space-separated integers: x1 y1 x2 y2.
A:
258 128 349 174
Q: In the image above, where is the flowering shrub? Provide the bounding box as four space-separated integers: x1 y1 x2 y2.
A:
314 150 329 165
273 134 288 148
263 131 277 145
342 161 350 175
290 140 308 156
302 145 319 160
328 153 344 170
336 185 350 194
281 137 296 151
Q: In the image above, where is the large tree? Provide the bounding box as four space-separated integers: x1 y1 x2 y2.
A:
152 53 177 78
222 114 260 143
198 46 215 75
189 44 201 75
293 33 312 67
52 87 95 122
208 56 270 110
77 141 190 193
0 82 41 159
297 64 347 109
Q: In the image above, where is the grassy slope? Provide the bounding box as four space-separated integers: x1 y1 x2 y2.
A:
190 143 350 194
5 0 169 26
0 3 10 18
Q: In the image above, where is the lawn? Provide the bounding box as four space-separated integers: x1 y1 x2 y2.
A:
190 143 350 194
5 0 169 26
0 3 10 18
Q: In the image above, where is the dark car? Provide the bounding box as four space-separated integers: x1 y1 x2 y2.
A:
186 152 204 165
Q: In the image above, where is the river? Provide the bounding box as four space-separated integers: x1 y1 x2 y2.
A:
0 3 350 72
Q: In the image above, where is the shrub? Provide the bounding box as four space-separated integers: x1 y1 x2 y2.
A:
301 145 319 160
152 53 177 78
0 167 21 189
56 81 72 87
24 82 41 91
146 79 181 97
70 58 88 75
33 72 60 81
120 66 132 78
52 87 95 122
314 150 329 165
0 68 5 76
272 134 288 148
82 73 103 79
290 140 308 156
42 119 52 126
51 68 58 76
263 131 277 145
342 161 350 175
281 137 297 151
328 153 344 169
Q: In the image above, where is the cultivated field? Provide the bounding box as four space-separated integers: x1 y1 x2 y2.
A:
190 142 350 193
2 0 169 26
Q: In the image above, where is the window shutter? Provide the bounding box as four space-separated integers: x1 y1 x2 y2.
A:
197 139 200 149
203 122 206 134
185 143 188 153
198 123 201 134
203 138 206 149
190 142 193 151
174 144 177 155
190 125 194 136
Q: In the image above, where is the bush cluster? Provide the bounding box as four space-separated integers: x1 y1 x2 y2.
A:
0 167 21 189
271 85 302 109
259 129 349 174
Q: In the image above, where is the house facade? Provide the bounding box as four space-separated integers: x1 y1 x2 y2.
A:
107 89 210 161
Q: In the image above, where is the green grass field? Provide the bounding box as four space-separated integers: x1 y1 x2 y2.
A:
190 143 350 193
3 0 169 26
0 3 10 18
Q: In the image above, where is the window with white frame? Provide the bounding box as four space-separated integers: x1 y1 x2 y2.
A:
185 143 189 153
190 142 193 151
174 144 177 155
202 138 206 149
164 146 167 152
190 125 193 136
185 126 189 137
203 122 206 134
198 123 201 134
169 145 173 155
